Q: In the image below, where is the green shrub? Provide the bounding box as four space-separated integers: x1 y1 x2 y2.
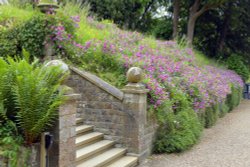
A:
17 15 52 58
0 103 28 167
0 29 20 58
218 101 229 118
226 85 242 112
198 101 230 125
197 111 206 127
0 11 76 59
79 48 126 87
226 54 250 81
0 14 52 59
154 107 202 153
0 5 35 24
154 88 202 153
204 104 219 128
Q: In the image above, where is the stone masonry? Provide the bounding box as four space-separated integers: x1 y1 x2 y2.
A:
66 67 158 162
49 94 80 167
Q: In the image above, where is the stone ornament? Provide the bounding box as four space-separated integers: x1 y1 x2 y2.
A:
45 60 69 73
126 67 143 83
45 60 73 94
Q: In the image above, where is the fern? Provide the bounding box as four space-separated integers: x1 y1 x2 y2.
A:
0 57 67 144
12 59 66 144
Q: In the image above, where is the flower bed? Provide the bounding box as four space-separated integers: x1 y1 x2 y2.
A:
0 4 244 153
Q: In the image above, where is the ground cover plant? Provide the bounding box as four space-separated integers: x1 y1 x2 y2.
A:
0 2 244 153
0 55 67 165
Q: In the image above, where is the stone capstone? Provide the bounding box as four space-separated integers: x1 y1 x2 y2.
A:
126 67 143 83
45 60 69 73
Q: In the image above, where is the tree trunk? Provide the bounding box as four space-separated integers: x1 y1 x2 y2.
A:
172 0 180 39
140 0 155 22
136 0 155 29
187 16 197 46
186 0 223 46
217 2 233 54
187 0 200 46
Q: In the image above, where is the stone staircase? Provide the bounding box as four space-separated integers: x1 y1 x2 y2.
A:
75 118 138 167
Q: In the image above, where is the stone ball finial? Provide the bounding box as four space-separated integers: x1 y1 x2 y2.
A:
45 60 74 94
126 67 143 83
45 60 69 73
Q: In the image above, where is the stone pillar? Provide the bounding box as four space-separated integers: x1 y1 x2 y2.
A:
122 67 150 162
49 93 80 167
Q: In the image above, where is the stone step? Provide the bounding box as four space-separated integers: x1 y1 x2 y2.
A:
76 117 84 124
76 148 126 167
76 140 114 162
76 125 93 135
106 156 138 167
76 132 103 147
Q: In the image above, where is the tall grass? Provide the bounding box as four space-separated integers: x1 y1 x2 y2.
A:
57 1 110 43
0 4 37 23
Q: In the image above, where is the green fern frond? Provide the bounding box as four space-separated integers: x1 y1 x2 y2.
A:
8 58 67 144
0 56 67 144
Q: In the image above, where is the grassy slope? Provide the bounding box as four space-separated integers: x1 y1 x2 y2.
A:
0 4 214 70
0 3 243 153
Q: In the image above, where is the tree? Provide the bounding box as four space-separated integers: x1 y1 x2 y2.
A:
192 0 250 61
85 0 153 30
172 0 180 39
216 1 233 54
187 0 226 46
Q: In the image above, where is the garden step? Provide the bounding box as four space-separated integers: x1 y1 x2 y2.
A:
76 125 93 135
76 117 84 124
76 140 114 162
76 132 103 147
106 156 138 167
76 148 126 167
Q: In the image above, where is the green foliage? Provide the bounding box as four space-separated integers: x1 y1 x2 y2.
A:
200 85 242 129
154 88 202 153
78 48 126 87
226 85 242 112
0 57 67 144
0 105 28 167
57 1 110 43
197 86 241 128
39 0 57 4
225 54 250 81
0 12 52 59
81 50 123 72
154 107 202 153
200 85 241 128
0 6 76 59
151 18 172 40
86 0 151 29
218 101 229 118
0 123 25 167
11 60 66 144
197 111 206 127
204 104 219 128
0 29 20 58
98 72 127 89
0 5 35 24
17 15 54 58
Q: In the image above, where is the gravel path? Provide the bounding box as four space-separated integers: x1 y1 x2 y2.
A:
139 100 250 167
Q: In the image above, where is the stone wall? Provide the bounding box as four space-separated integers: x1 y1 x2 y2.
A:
67 67 158 161
49 94 80 167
